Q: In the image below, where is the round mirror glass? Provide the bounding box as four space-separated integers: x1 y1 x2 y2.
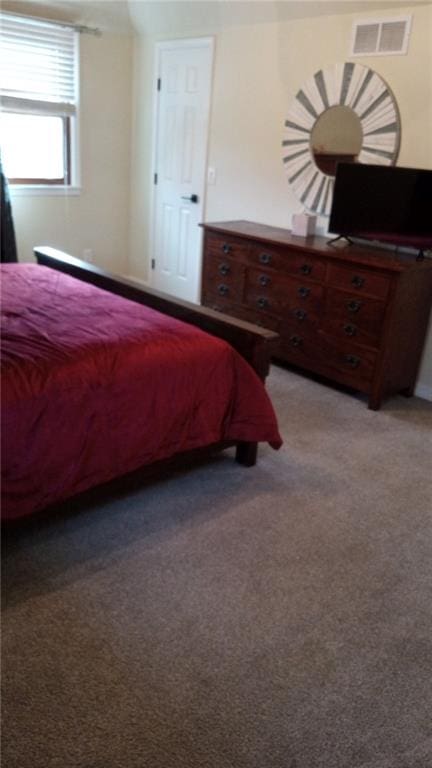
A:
310 105 363 176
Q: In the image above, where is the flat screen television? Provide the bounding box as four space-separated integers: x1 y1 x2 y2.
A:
328 163 432 255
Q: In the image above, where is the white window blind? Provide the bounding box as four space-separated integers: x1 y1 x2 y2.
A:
0 13 78 116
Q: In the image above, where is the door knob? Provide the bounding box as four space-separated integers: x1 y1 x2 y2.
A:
181 194 199 203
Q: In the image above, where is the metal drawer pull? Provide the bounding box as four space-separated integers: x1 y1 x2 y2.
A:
259 274 271 287
222 243 232 254
259 252 272 265
298 286 310 298
351 275 365 289
218 284 229 296
257 297 269 309
289 335 302 347
218 263 230 276
347 299 362 313
300 263 312 275
344 354 360 369
343 323 357 336
294 309 307 321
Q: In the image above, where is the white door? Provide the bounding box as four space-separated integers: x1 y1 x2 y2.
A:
151 38 214 303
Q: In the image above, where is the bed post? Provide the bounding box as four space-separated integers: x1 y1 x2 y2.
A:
235 442 258 467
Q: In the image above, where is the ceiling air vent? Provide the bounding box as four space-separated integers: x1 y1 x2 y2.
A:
351 15 412 56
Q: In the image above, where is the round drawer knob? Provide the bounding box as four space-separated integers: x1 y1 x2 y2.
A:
222 243 232 254
298 286 310 299
259 274 271 287
300 263 312 275
289 335 302 348
218 284 229 296
294 308 307 321
347 299 362 313
344 354 360 369
218 263 230 276
257 297 269 309
259 252 272 265
351 275 365 289
343 323 357 336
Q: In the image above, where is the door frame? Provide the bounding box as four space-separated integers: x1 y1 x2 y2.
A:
149 36 215 301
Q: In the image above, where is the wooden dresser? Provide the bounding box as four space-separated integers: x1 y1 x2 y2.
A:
200 220 432 409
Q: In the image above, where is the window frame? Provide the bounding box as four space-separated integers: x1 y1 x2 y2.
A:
3 112 73 186
0 13 80 191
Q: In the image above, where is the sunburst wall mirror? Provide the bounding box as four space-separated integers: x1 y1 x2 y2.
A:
282 62 401 216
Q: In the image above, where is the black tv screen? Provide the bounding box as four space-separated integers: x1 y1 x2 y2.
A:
328 163 432 251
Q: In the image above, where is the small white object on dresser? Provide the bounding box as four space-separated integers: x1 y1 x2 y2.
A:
291 212 317 237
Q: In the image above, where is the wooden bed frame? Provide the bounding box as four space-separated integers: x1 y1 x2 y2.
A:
34 246 280 470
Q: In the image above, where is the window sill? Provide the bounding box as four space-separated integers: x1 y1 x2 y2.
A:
10 185 82 197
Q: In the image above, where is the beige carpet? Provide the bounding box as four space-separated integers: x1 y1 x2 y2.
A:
2 365 432 768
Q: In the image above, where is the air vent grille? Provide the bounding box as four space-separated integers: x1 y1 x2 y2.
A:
380 21 407 52
354 24 380 54
351 15 412 56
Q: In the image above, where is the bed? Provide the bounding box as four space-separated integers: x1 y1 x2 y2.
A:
1 248 282 522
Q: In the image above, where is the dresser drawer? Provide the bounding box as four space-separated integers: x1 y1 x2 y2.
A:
318 333 377 387
279 328 377 389
221 303 280 331
202 254 245 293
281 304 321 331
205 232 250 262
245 268 324 317
323 288 386 349
246 242 327 281
202 294 244 318
202 280 243 306
327 263 390 300
201 296 280 332
278 325 322 369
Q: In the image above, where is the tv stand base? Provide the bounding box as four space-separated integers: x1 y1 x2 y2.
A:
327 235 353 247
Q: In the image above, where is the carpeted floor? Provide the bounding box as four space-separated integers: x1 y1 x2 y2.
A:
2 365 432 768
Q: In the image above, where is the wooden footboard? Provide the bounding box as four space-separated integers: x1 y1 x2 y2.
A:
33 247 279 470
34 247 279 382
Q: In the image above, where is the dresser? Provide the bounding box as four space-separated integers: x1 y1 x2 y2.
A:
200 220 432 409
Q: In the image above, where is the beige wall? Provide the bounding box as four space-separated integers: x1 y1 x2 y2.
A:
9 29 133 274
129 33 155 279
129 1 432 397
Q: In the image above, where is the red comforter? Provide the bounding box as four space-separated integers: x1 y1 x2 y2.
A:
1 264 281 520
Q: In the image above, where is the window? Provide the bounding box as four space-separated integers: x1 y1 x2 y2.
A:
0 13 79 187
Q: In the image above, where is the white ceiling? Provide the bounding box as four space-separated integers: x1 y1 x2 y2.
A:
2 0 431 34
1 1 133 32
128 0 432 35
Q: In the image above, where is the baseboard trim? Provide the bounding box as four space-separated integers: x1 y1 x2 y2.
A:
415 382 432 402
121 274 150 287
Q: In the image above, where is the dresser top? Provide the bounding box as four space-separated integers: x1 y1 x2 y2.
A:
201 220 432 272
